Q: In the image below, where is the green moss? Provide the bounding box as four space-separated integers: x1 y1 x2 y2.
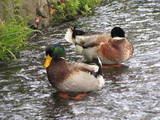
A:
0 17 33 61
51 0 102 22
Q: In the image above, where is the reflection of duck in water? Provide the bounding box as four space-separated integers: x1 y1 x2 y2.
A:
43 93 71 118
65 27 134 69
44 44 105 100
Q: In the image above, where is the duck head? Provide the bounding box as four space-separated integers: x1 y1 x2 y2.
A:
111 27 125 38
44 44 66 68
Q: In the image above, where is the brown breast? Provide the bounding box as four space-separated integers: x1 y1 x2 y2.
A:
46 59 71 88
99 38 133 62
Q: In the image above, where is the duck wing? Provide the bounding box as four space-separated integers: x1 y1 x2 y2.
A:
72 62 99 73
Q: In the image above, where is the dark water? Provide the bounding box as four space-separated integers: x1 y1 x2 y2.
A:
1 0 160 119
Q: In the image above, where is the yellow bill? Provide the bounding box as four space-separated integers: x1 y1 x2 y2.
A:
44 55 52 68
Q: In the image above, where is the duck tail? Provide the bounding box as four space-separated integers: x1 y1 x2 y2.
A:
92 57 103 77
96 57 102 75
64 28 75 44
64 27 86 44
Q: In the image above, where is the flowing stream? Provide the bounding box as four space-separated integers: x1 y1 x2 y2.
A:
0 0 160 119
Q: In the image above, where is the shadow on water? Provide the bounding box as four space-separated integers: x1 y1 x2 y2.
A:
1 0 160 119
41 95 73 120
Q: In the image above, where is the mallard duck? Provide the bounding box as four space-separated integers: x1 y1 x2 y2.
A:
44 44 105 95
64 27 134 67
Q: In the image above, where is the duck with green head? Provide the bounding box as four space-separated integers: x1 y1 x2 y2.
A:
44 44 105 98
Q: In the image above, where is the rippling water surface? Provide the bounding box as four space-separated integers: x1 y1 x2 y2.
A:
0 0 160 119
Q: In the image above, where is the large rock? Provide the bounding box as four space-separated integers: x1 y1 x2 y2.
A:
20 0 50 29
0 0 51 29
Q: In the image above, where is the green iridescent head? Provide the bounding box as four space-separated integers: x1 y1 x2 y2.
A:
44 44 66 68
45 44 66 59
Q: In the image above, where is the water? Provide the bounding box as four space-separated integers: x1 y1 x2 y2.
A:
0 0 160 119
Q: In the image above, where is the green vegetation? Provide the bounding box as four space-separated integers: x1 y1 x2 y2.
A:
0 0 102 61
0 18 33 61
0 0 34 61
51 0 102 22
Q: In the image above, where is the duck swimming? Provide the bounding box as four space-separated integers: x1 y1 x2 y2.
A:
64 27 134 68
44 44 105 99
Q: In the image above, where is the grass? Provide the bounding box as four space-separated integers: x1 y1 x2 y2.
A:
0 0 34 61
51 0 102 22
0 0 102 61
0 17 34 61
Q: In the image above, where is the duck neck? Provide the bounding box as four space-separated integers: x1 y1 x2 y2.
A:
112 37 125 40
53 57 66 64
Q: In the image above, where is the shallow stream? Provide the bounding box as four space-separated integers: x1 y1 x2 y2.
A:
0 0 160 119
